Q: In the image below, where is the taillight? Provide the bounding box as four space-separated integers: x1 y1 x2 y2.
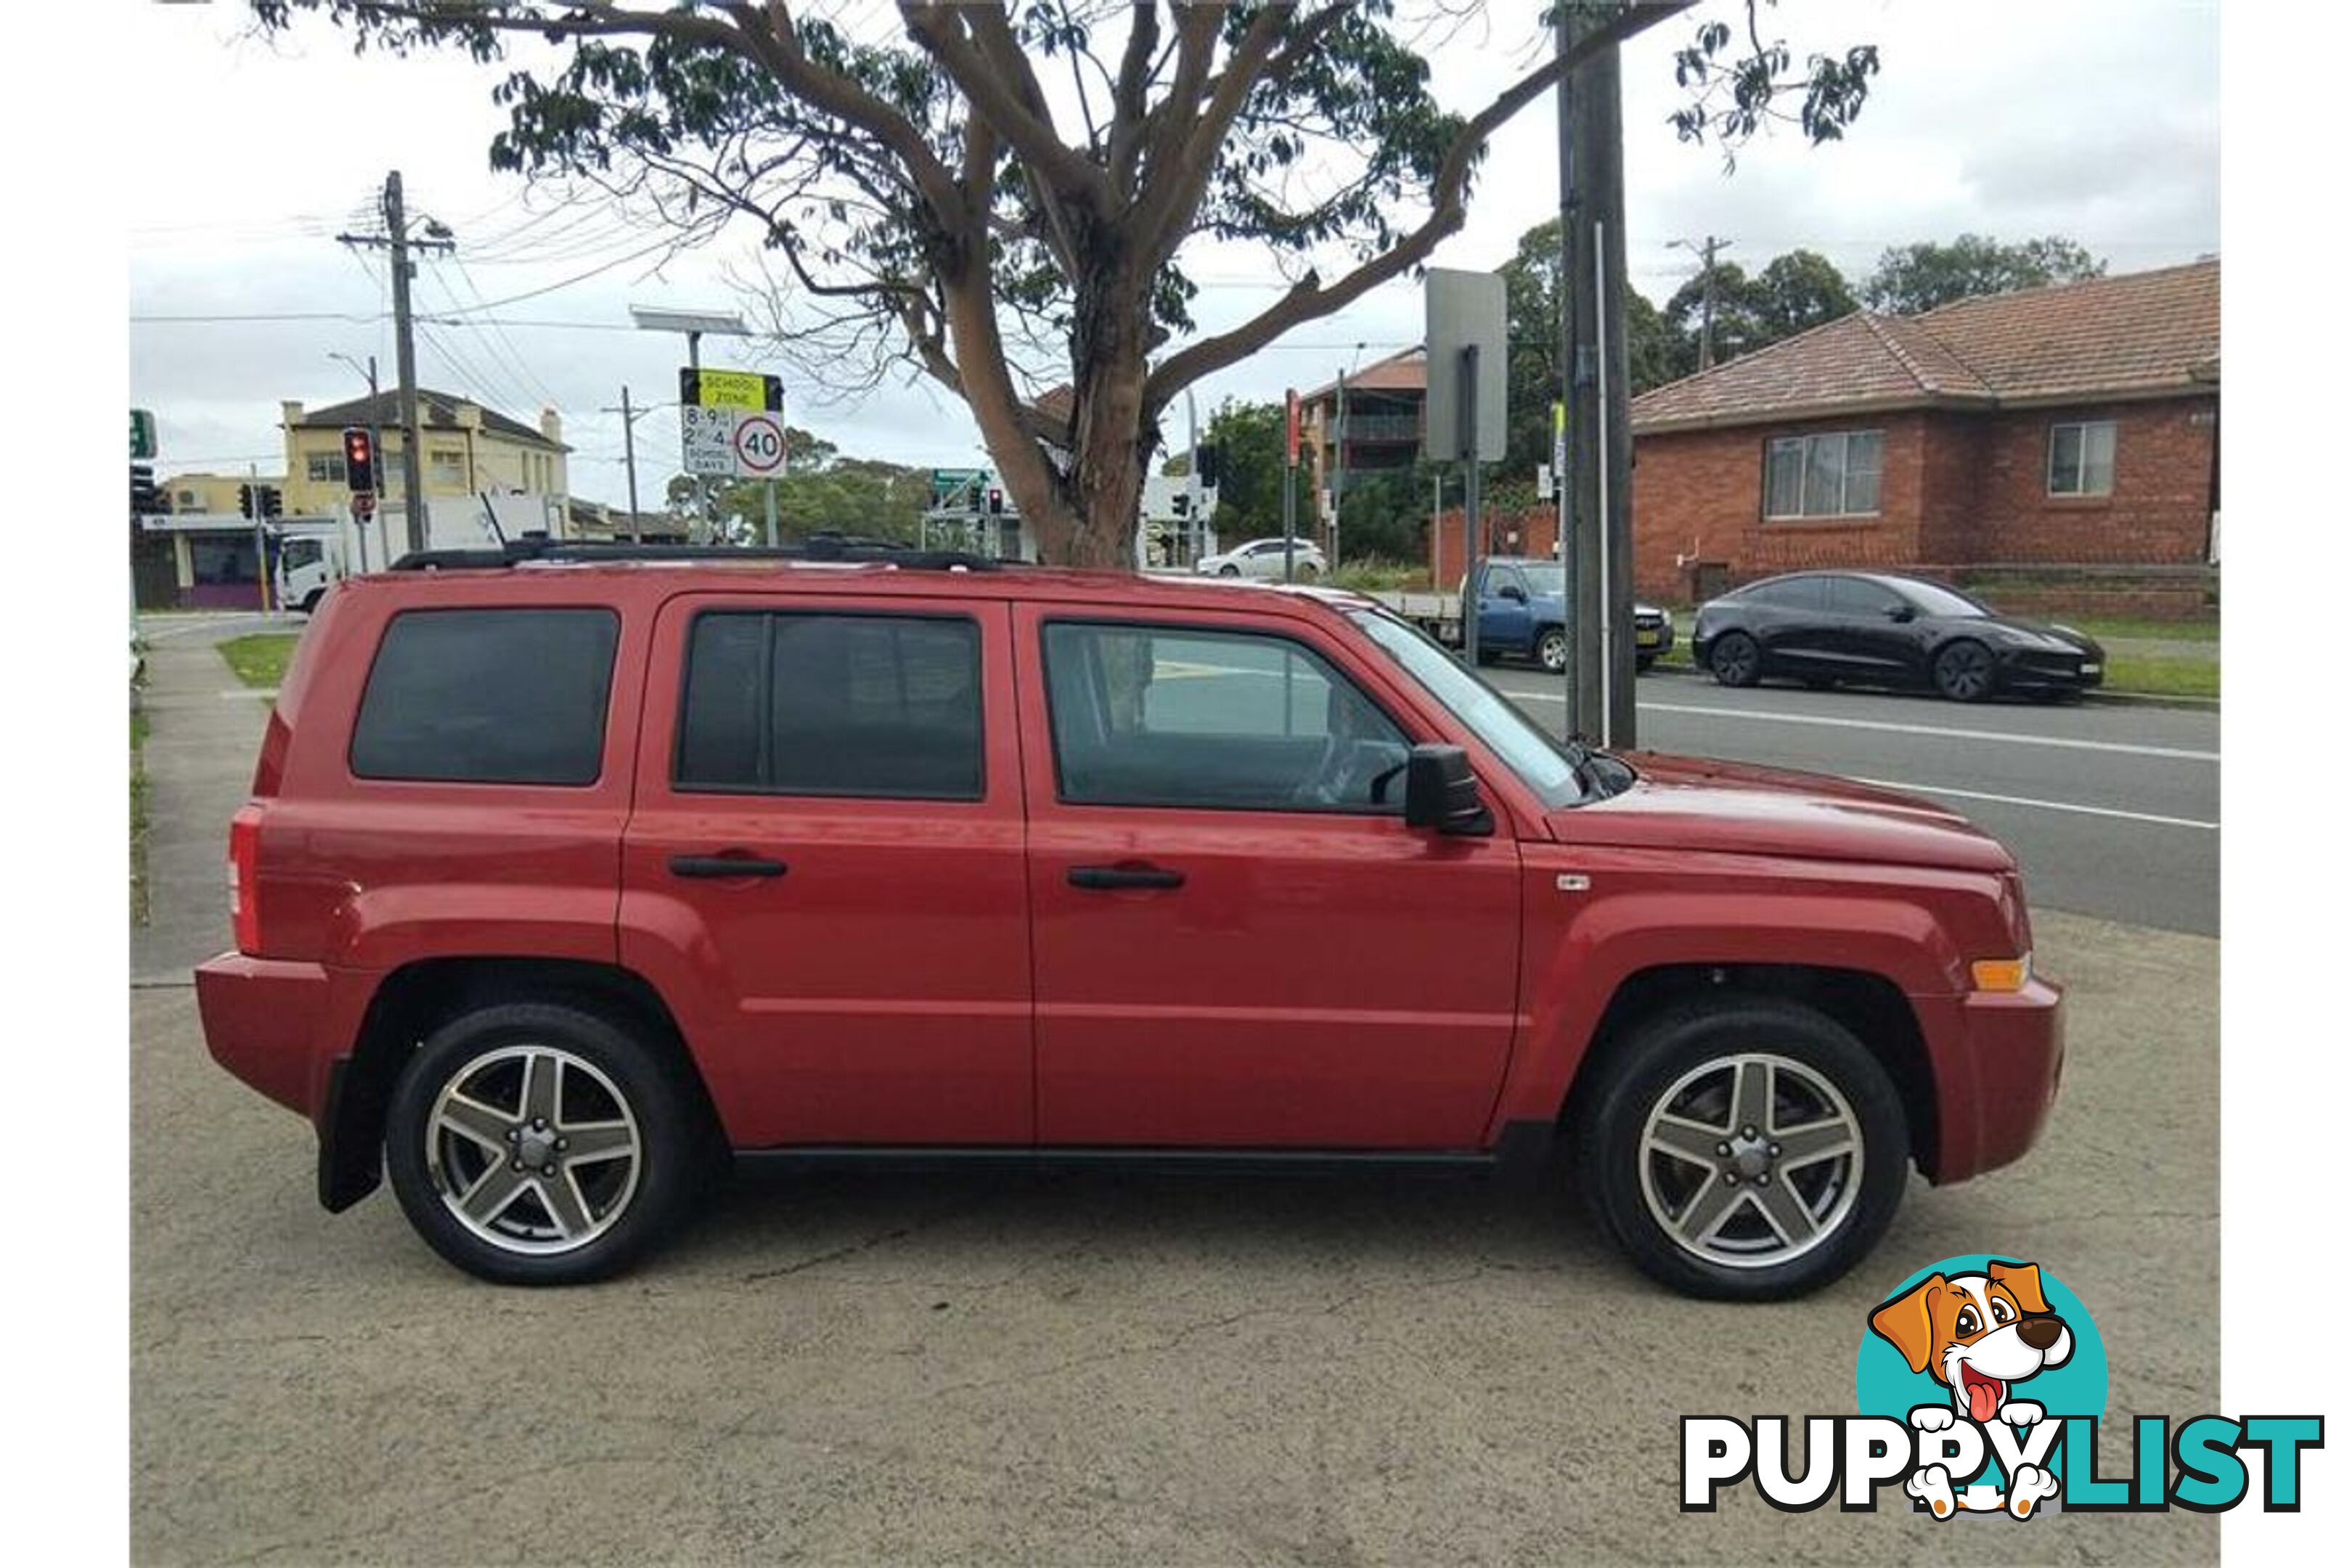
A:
228 804 263 955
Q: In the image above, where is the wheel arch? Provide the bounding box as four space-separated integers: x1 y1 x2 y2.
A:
1557 963 1940 1180
319 956 721 1212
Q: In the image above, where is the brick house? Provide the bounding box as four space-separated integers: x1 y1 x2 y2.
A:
1629 258 2219 607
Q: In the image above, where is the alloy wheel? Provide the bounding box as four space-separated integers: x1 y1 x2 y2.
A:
425 1044 643 1256
1637 1052 1863 1270
1935 640 1993 701
1539 629 1568 673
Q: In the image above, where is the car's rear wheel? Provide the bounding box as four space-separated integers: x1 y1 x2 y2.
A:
1710 631 1762 687
1538 627 1568 674
1575 996 1909 1299
1932 639 1995 702
384 1002 706 1285
1295 562 1319 581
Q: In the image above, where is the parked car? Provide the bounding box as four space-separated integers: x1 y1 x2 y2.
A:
1196 536 1326 580
1369 558 1673 673
196 542 2061 1299
1691 571 2106 702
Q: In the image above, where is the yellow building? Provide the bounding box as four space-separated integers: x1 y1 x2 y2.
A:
160 471 285 516
279 389 570 520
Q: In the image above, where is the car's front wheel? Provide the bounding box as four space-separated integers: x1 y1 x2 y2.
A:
1932 639 1995 702
1575 996 1909 1299
1709 631 1762 687
384 1002 708 1286
1218 564 1241 578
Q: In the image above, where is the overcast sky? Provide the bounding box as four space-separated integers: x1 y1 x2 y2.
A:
127 1 2219 509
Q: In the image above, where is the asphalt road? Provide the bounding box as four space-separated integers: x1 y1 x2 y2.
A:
1486 666 2220 937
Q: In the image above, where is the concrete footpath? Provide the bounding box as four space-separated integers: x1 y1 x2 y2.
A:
128 623 2220 1565
134 616 284 984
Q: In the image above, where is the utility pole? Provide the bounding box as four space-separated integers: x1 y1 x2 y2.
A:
1334 364 1348 562
602 386 645 543
1560 1 1636 748
338 170 452 557
1673 234 1731 369
1554 3 1580 740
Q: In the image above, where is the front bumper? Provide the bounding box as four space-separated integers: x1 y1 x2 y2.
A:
1921 976 2065 1182
1634 618 1675 657
1993 646 2104 693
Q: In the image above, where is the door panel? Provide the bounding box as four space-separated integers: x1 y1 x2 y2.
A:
1477 566 1533 656
621 595 1032 1148
1015 605 1523 1149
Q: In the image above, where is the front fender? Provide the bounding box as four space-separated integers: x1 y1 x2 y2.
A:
1487 855 1976 1136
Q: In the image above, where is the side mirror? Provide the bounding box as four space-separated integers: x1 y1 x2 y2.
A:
1495 583 1527 603
1403 743 1494 836
1884 603 1916 623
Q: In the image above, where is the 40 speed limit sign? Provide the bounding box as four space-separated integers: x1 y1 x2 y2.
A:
730 411 787 478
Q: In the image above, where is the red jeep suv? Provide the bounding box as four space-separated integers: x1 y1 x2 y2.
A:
195 544 2063 1298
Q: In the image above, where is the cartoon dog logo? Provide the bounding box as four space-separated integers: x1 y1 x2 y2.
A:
1868 1259 2074 1519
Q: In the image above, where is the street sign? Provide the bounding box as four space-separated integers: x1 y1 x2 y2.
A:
1424 269 1507 462
131 409 156 461
931 467 986 510
679 367 784 412
732 412 787 477
680 404 735 476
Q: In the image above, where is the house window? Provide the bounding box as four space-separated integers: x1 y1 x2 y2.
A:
306 453 347 485
1764 430 1882 519
2048 420 2116 497
429 448 467 489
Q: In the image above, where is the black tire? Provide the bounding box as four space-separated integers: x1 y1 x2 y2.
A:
1710 631 1762 687
384 1001 709 1286
1218 564 1241 578
1932 638 1996 703
1537 627 1569 674
1636 654 1657 674
299 588 324 616
1296 562 1320 581
1574 995 1909 1300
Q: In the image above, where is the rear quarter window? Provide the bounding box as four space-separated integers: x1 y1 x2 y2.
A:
349 607 620 785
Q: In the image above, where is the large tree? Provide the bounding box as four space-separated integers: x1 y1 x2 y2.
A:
1500 216 1676 475
1863 233 2105 315
259 1 1876 563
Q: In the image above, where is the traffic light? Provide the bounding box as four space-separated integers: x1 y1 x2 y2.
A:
987 487 1005 515
259 485 283 520
1196 442 1224 487
238 483 256 520
129 463 158 516
342 427 376 493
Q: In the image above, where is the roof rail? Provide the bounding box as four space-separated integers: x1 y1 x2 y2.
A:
385 534 1005 573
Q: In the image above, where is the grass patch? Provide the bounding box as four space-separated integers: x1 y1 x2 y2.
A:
131 711 151 926
2065 616 2218 645
1329 558 1430 593
2102 655 2218 701
217 633 299 690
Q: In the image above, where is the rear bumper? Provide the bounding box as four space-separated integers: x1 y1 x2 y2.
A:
1922 976 2066 1182
194 952 374 1124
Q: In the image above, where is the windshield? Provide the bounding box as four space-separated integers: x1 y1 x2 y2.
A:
1347 607 1585 807
1516 563 1564 597
1898 579 1993 618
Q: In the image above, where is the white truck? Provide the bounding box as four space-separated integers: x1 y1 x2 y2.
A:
275 494 565 613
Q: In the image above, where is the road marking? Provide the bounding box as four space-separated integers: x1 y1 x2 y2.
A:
1846 777 2218 832
1497 685 2218 761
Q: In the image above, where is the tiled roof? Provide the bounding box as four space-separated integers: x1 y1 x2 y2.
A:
1631 258 2218 433
290 388 566 450
1305 346 1426 402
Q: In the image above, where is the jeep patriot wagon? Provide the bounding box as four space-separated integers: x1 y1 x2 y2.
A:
195 544 2064 1297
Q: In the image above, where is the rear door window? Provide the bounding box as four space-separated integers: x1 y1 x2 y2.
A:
350 608 619 785
675 611 983 800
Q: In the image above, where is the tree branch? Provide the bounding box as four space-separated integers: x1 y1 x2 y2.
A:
1142 0 1693 409
898 1 1111 208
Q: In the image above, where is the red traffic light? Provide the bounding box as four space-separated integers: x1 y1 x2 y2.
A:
341 428 377 494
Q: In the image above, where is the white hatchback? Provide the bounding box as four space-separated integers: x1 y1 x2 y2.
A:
1197 537 1327 581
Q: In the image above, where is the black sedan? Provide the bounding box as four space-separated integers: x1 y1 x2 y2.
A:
1689 571 2106 702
